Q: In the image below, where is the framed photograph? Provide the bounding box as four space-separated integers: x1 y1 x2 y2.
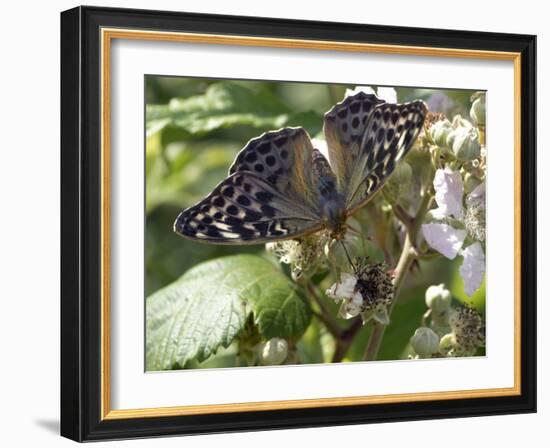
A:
60 5 536 441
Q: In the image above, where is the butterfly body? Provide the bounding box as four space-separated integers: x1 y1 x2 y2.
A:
311 148 347 237
318 192 347 239
174 91 427 245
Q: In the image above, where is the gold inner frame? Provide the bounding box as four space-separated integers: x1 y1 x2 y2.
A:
100 27 522 420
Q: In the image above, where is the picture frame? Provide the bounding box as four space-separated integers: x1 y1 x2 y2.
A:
60 5 536 442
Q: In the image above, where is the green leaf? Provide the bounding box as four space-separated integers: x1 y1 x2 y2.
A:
145 139 240 213
296 318 337 364
146 255 311 370
146 82 291 139
377 286 428 361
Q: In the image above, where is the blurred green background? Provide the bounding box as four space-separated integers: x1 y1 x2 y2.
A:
145 76 484 363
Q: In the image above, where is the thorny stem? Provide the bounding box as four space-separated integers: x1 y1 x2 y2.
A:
363 189 434 361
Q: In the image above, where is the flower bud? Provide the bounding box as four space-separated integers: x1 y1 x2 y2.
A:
470 95 486 126
410 327 440 358
447 126 480 161
260 338 288 365
425 284 452 313
439 332 456 356
451 114 472 129
429 119 453 148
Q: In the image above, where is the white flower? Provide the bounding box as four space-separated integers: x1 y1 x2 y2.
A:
433 167 464 219
422 168 486 297
422 220 485 296
326 260 394 323
345 85 397 103
421 223 466 259
327 274 364 319
326 273 358 301
339 300 363 319
459 242 485 296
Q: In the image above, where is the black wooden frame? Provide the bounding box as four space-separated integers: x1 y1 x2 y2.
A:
60 5 537 442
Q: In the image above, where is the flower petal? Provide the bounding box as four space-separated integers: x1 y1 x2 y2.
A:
422 223 466 259
433 167 464 219
429 207 448 220
338 300 362 319
326 273 357 301
459 242 485 296
466 181 486 208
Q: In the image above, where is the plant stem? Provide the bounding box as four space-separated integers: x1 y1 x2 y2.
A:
332 318 363 362
363 191 433 361
392 204 414 233
305 282 363 362
306 283 342 339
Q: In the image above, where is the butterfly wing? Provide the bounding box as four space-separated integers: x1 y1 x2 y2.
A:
346 100 427 213
324 92 427 215
229 127 320 212
174 127 323 244
323 92 385 194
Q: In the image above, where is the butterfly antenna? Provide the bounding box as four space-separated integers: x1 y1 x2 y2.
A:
339 240 357 273
346 223 362 236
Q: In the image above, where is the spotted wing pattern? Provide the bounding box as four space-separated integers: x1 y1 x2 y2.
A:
323 92 385 193
229 127 320 211
345 100 428 213
174 128 323 244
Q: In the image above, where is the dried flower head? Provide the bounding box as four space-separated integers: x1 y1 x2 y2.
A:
267 232 329 281
326 258 394 325
354 258 394 313
464 182 486 242
448 305 485 356
464 203 486 242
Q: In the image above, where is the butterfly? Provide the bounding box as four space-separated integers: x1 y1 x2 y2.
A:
174 91 427 245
